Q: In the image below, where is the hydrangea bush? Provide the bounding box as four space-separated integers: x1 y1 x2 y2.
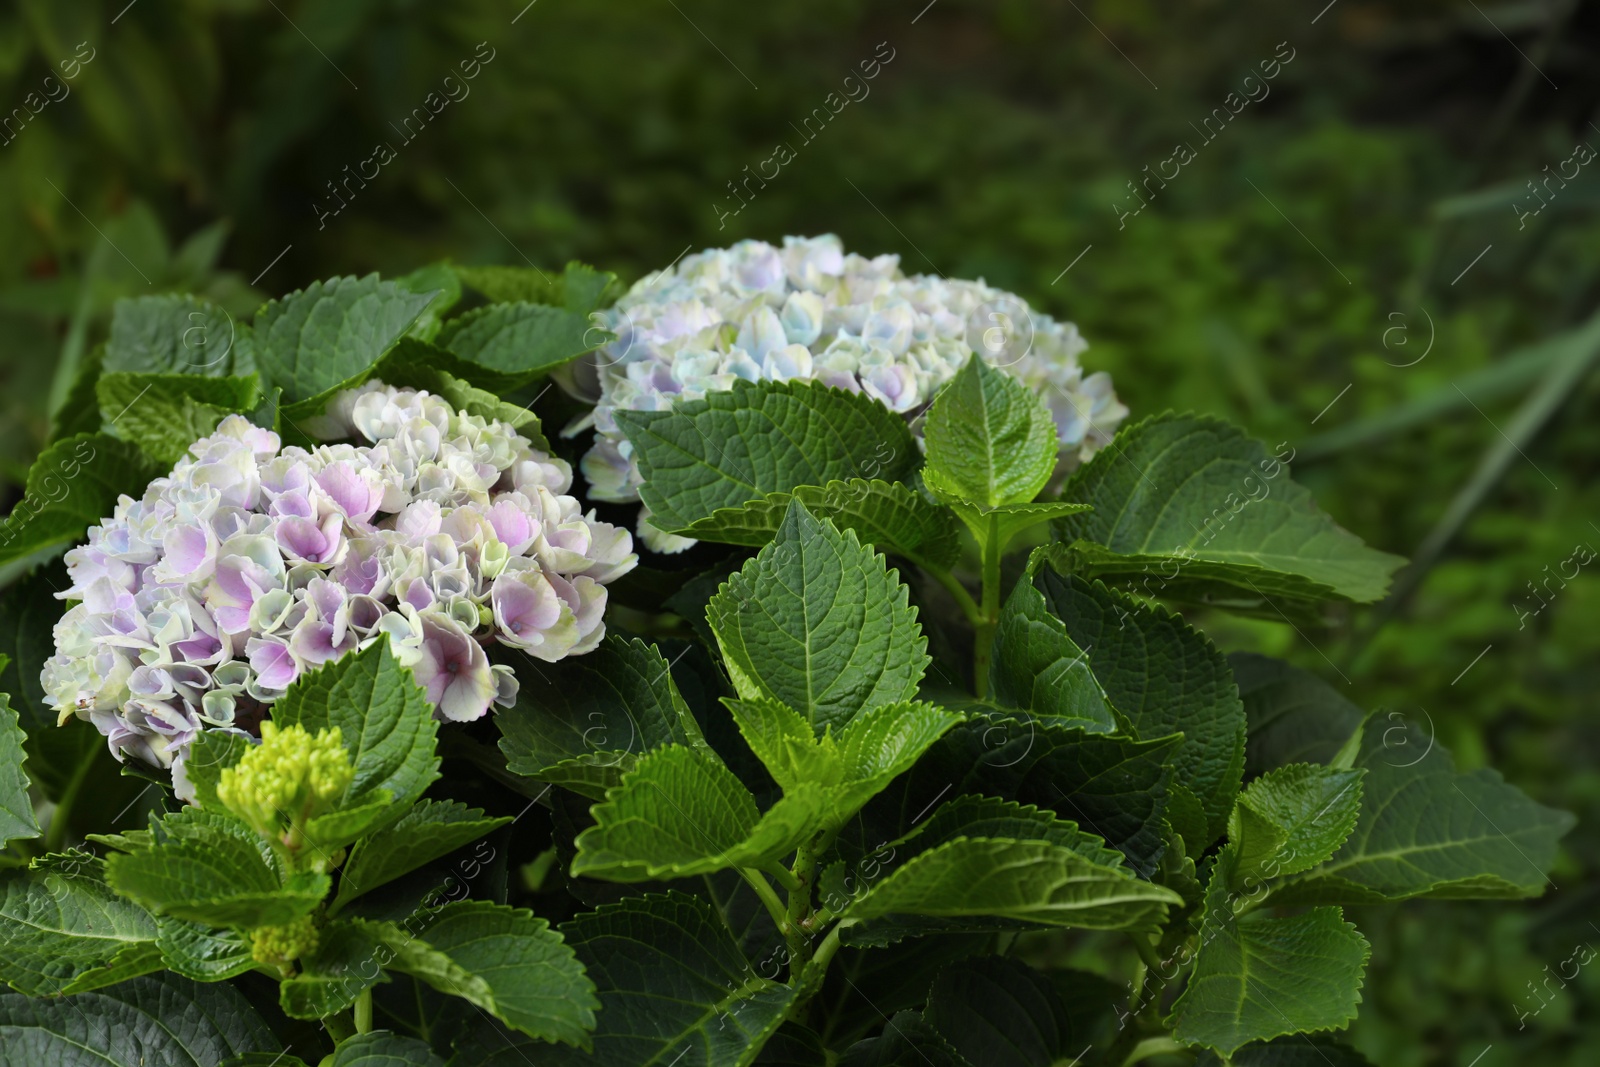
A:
0 249 1573 1067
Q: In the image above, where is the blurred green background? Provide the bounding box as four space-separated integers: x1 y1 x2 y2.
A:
1 1 1596 1062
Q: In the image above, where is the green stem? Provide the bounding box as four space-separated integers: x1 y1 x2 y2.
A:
1121 1036 1185 1066
739 867 789 929
972 517 1004 699
929 567 983 627
783 836 823 970
323 1010 356 1043
354 988 372 1034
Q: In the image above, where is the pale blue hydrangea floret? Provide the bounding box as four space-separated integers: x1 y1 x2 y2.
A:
43 382 637 793
569 234 1128 552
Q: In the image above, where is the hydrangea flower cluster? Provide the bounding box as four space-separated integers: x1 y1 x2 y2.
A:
570 234 1128 552
43 382 636 794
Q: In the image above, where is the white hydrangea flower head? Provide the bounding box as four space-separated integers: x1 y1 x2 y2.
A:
43 382 637 796
570 234 1128 552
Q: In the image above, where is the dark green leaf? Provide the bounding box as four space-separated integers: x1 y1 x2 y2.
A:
437 302 598 391
923 956 1072 1067
1228 764 1364 887
331 1031 447 1067
1230 655 1368 778
0 687 40 849
105 294 255 377
990 570 1119 733
617 378 919 535
156 917 255 982
95 372 260 466
0 862 159 995
333 799 509 912
0 434 162 567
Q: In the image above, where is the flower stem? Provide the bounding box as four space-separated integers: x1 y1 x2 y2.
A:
354 988 373 1034
1121 1036 1185 1066
929 567 983 627
972 516 1004 699
739 867 789 930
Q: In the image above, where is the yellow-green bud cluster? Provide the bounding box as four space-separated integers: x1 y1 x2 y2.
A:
216 721 354 840
250 914 320 970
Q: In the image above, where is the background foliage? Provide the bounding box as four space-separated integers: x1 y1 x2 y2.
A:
0 1 1596 1063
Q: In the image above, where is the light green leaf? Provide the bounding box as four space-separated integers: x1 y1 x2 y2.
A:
923 355 1058 508
0 433 162 566
726 695 837 793
454 261 618 312
269 641 440 816
105 294 256 377
1271 719 1574 905
707 502 929 733
105 816 328 929
572 745 828 882
303 794 395 853
0 972 282 1065
332 799 510 913
0 862 159 995
373 900 597 1047
843 836 1180 933
1172 857 1369 1056
1230 654 1369 778
990 569 1119 732
183 727 253 816
682 479 962 570
1229 764 1364 887
331 1032 447 1067
496 635 707 799
539 891 799 1066
156 917 255 983
616 378 920 535
941 499 1092 560
253 274 438 405
0 687 40 849
95 372 260 466
436 301 598 391
1054 413 1406 612
395 261 464 342
1029 558 1246 841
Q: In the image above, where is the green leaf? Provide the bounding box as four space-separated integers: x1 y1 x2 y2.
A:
395 261 464 343
253 274 438 405
990 570 1119 733
617 378 920 536
923 356 1058 508
837 1011 969 1067
0 433 162 566
1172 857 1369 1056
105 294 255 376
184 729 254 814
0 687 41 849
842 835 1180 933
0 862 159 995
846 711 1180 877
495 635 707 799
332 799 510 913
548 892 798 1065
681 479 962 571
1230 655 1369 778
922 956 1073 1067
941 499 1092 560
269 641 440 816
373 900 597 1047
95 372 261 466
437 302 599 391
105 815 328 928
1194 1036 1378 1066
303 794 396 853
707 502 929 734
1228 765 1364 888
0 972 282 1065
279 920 386 1018
572 745 827 881
1054 413 1406 613
331 1032 447 1067
1271 719 1575 905
156 917 255 982
1028 558 1247 841
454 261 618 312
